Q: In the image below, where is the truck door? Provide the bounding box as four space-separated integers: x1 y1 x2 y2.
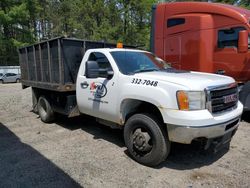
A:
165 36 181 69
214 27 250 82
164 17 189 69
11 73 17 82
76 52 119 122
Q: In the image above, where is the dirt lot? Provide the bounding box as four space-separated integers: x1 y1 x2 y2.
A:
0 83 250 188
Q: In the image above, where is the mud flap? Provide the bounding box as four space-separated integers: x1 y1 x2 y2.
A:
205 128 237 153
213 131 232 153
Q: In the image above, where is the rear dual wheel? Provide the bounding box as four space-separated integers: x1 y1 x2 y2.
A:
37 96 54 123
124 113 170 167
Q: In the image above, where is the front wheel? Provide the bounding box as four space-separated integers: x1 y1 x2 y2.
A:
16 78 20 83
37 96 54 123
124 113 170 167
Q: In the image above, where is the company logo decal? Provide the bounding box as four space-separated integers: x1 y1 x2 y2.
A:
90 82 107 98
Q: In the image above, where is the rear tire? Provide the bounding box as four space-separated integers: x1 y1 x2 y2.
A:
124 113 170 167
38 96 54 123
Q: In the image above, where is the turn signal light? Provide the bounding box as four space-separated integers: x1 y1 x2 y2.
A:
177 91 189 110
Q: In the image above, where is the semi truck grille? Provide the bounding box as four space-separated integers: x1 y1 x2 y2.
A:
206 84 238 114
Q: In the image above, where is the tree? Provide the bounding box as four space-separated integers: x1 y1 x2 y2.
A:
1 0 249 66
0 0 36 65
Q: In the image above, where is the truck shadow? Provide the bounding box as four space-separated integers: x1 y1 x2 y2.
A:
0 122 82 188
157 142 229 170
55 115 124 147
241 111 250 123
55 115 229 170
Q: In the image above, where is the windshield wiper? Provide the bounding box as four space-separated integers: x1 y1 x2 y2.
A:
133 68 159 74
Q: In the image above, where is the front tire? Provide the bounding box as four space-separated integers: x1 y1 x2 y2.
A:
37 96 54 123
16 78 20 83
124 113 170 167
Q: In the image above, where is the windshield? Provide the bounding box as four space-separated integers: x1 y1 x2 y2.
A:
111 51 171 75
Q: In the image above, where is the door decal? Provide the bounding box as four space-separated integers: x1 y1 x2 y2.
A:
90 82 107 98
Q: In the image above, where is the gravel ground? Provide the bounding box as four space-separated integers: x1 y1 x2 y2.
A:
0 83 250 188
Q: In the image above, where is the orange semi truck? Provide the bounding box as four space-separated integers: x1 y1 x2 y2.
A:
150 2 250 110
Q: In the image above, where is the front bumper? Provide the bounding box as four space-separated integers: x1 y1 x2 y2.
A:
167 116 240 144
162 101 243 144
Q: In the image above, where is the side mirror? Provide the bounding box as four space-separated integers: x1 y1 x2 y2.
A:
238 30 248 53
86 61 99 78
86 61 114 80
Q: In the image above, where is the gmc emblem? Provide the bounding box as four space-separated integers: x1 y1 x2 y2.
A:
224 94 238 104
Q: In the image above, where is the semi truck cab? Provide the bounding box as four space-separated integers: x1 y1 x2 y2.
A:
151 2 250 110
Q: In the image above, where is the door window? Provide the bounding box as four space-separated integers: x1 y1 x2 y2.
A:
167 18 185 28
87 52 113 78
217 27 246 48
5 73 16 77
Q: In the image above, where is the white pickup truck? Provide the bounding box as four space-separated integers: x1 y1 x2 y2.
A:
19 38 243 166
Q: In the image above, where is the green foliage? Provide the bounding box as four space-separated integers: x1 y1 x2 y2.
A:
0 0 36 65
238 0 250 9
1 0 250 66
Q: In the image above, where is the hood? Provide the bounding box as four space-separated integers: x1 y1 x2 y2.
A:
134 70 235 90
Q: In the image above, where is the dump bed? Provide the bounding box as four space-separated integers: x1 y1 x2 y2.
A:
19 37 133 92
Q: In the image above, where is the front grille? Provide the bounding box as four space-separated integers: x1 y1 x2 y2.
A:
207 84 238 114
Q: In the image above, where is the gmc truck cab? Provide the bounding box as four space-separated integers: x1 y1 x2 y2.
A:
76 48 242 166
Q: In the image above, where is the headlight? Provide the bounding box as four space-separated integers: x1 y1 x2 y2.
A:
176 91 206 110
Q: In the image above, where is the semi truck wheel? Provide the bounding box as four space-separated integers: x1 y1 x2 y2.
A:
124 113 170 167
38 96 54 123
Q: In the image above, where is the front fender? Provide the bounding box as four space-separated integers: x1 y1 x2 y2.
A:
119 83 176 110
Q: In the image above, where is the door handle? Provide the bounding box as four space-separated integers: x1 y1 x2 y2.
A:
81 81 89 89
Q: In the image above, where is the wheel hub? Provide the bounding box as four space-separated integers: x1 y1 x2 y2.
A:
132 128 152 152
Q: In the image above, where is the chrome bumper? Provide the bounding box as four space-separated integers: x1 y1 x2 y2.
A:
167 117 240 144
